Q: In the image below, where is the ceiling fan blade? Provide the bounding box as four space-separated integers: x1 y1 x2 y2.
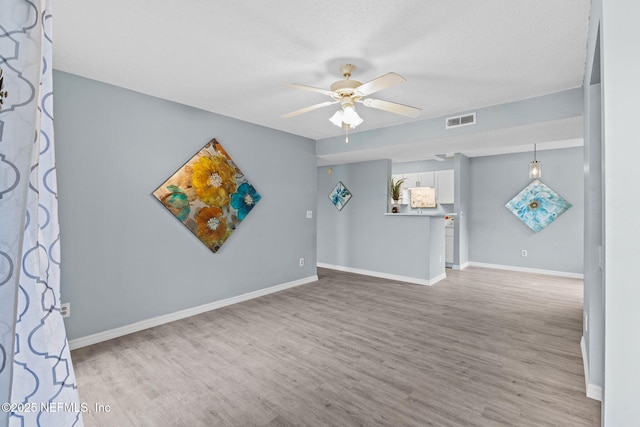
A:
361 98 421 118
288 83 335 97
355 72 406 97
281 101 338 118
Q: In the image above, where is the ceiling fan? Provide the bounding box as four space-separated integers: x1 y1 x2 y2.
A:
282 64 421 140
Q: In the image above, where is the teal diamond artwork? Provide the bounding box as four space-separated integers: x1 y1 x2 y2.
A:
505 179 572 233
329 181 352 211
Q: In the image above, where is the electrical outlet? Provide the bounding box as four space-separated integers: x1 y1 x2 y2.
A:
306 210 313 219
299 258 305 267
60 303 70 318
521 250 528 257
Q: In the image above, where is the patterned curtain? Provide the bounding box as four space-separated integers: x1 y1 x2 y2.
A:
0 1 83 426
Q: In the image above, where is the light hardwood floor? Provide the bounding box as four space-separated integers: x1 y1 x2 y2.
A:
72 267 601 426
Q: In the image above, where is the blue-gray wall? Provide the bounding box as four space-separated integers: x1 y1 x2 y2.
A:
316 89 583 164
392 159 454 174
600 1 640 424
317 160 445 282
54 71 317 340
583 0 604 400
468 147 584 274
454 154 470 269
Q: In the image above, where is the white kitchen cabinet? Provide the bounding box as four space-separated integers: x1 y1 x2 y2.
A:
403 173 419 189
418 171 435 188
436 169 455 204
445 226 454 264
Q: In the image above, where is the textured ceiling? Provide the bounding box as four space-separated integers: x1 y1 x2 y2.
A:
53 0 590 160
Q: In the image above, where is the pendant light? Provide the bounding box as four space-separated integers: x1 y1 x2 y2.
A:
529 144 541 179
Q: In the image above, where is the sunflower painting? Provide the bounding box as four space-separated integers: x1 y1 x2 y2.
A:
153 138 261 252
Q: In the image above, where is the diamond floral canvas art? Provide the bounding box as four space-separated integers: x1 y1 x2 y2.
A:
153 138 261 252
505 179 572 233
329 181 352 211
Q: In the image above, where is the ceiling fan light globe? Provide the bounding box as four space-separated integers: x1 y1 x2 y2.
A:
342 106 363 128
350 116 363 128
329 110 344 127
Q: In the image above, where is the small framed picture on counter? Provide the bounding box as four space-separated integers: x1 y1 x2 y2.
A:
410 187 436 208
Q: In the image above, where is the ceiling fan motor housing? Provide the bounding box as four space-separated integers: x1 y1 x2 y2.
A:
330 79 362 98
339 97 356 109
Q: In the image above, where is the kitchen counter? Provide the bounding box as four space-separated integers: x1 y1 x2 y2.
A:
384 212 457 217
377 213 454 285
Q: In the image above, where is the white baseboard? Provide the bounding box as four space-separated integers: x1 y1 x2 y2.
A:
69 275 318 350
467 262 583 279
317 263 446 286
581 336 603 401
453 262 471 271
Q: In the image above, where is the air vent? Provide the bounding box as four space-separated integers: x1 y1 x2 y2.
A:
446 112 476 129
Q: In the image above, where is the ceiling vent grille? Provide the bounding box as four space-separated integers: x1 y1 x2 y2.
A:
446 112 476 129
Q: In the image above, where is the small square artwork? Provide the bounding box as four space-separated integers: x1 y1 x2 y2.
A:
329 181 352 211
505 179 572 233
152 138 261 253
410 187 437 208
